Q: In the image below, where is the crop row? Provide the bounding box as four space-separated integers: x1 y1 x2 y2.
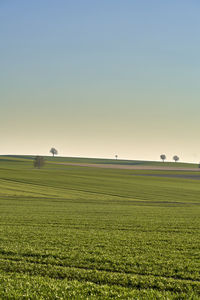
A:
0 259 199 296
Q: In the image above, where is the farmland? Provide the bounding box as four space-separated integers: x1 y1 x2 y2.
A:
0 156 199 299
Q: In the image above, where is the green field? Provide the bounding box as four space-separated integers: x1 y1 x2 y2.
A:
0 156 199 299
3 155 199 168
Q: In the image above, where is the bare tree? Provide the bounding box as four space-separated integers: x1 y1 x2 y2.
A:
50 147 58 157
173 155 179 163
160 154 166 162
34 156 45 169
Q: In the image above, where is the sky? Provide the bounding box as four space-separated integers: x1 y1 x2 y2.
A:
0 0 200 162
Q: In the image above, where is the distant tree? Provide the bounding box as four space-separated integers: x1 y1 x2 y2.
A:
173 155 179 163
160 154 166 162
115 155 118 160
50 147 58 157
34 156 45 169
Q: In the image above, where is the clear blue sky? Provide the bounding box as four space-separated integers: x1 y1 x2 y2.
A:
1 1 200 162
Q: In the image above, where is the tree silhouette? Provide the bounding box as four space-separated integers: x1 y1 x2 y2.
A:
50 147 58 157
173 155 179 163
160 154 166 162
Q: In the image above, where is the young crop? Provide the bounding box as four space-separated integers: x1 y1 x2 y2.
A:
0 157 199 299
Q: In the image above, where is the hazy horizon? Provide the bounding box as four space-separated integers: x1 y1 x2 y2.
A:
0 153 198 164
1 1 200 163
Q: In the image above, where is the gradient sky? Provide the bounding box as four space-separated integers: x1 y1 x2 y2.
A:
1 1 200 162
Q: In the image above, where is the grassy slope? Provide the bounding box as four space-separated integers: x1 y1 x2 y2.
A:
2 154 198 168
0 156 199 299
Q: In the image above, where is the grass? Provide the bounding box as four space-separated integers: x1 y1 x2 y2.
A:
2 155 198 168
0 156 199 299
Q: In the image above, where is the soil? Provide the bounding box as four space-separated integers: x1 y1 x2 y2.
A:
59 162 200 172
